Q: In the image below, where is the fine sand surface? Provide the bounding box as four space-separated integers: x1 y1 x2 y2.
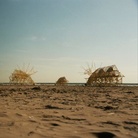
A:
0 85 138 138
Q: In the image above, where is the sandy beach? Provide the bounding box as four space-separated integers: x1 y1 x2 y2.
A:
0 85 137 138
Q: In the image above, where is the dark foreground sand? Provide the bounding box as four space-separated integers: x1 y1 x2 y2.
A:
0 85 138 138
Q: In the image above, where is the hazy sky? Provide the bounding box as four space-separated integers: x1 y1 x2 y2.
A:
0 0 137 83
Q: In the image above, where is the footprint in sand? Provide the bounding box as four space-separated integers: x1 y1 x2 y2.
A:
92 132 116 138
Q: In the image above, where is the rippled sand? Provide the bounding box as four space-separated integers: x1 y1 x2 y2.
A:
0 85 138 138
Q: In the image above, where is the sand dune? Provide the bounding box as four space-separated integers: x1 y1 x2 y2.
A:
0 85 138 138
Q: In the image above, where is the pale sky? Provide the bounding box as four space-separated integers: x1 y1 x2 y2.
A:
0 0 137 83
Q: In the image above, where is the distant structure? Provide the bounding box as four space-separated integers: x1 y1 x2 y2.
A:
82 63 96 80
86 65 124 86
9 64 37 85
55 76 68 85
